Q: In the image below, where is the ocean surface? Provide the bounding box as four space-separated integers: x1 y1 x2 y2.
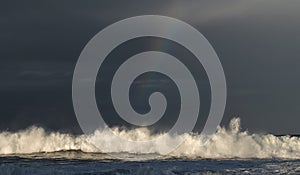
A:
1 118 300 175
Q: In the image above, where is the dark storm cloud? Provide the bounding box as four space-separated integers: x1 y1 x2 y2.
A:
1 0 300 134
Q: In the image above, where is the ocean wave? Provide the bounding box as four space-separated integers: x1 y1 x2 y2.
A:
0 118 300 159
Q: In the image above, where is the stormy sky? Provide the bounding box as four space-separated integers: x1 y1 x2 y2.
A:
1 0 300 135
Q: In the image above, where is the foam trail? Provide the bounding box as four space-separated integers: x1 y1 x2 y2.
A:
1 118 300 159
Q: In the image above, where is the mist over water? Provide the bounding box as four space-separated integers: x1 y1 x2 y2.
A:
0 118 299 159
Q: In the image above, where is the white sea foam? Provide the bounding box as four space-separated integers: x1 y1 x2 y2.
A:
0 118 300 159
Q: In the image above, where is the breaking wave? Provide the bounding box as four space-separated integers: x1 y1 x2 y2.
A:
1 118 300 159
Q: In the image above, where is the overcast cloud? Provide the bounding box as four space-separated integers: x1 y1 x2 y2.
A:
1 0 300 134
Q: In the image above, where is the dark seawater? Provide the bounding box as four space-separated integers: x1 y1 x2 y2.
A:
0 151 300 175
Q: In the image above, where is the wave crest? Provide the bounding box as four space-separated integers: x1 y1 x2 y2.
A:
1 118 300 159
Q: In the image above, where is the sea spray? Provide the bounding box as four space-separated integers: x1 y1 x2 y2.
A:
0 118 300 159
